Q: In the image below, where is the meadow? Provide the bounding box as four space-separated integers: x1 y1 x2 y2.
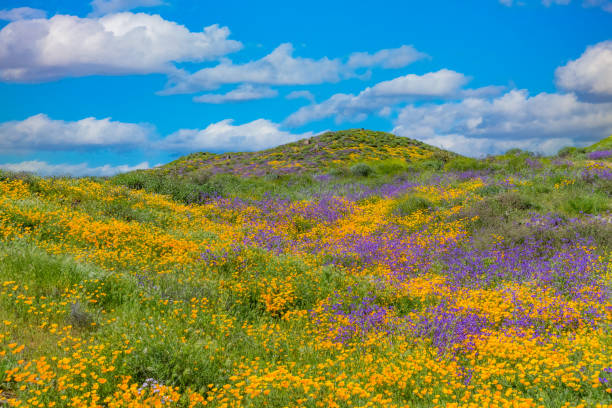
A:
0 129 610 408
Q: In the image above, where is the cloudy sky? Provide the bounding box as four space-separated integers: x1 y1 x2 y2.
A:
1 0 611 175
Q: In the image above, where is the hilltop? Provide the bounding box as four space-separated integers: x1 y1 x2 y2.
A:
110 130 611 204
160 129 457 177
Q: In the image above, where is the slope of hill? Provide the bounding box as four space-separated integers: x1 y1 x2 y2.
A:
161 129 457 177
0 133 610 407
586 134 612 152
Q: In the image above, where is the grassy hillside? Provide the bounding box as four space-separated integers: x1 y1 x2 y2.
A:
586 135 612 153
0 131 611 407
162 129 456 177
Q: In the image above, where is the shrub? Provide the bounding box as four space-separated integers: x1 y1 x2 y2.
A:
350 163 374 177
557 146 587 158
452 192 535 232
329 167 350 177
373 159 408 175
112 171 222 204
418 160 443 171
505 148 534 156
444 157 486 172
563 195 609 215
474 184 502 197
393 196 434 216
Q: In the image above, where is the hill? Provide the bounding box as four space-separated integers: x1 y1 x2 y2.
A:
586 134 612 152
0 131 610 407
160 129 457 177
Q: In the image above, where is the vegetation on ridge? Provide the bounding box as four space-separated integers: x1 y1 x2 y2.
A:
0 130 611 407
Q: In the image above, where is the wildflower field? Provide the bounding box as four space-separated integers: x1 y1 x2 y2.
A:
0 130 611 408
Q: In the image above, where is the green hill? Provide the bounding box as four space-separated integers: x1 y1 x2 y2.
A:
586 134 612 152
1 130 611 408
159 129 457 177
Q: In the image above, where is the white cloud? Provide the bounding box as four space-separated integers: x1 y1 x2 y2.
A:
368 69 469 96
161 43 344 94
90 0 165 16
415 133 574 157
162 43 428 95
393 89 612 156
583 0 612 12
284 69 471 126
193 84 278 103
0 114 153 152
0 7 46 21
0 13 242 82
286 90 316 103
159 118 315 152
500 0 612 11
347 45 428 69
542 0 571 5
0 160 150 177
555 40 612 101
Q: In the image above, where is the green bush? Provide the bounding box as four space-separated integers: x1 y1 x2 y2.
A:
451 191 535 233
418 160 443 171
563 195 609 215
557 146 579 158
112 171 222 204
350 163 374 177
444 157 486 172
393 195 434 216
373 159 408 175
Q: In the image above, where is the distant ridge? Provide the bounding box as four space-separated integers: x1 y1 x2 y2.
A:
159 129 458 177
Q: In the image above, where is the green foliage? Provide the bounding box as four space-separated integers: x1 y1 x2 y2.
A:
371 159 408 175
563 195 609 215
505 148 534 156
557 146 582 158
417 159 443 171
350 163 374 177
473 184 502 197
453 191 535 235
112 170 222 204
585 135 612 152
392 195 434 216
444 157 487 172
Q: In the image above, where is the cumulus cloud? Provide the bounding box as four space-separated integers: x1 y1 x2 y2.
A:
347 45 428 69
159 118 315 152
193 84 278 103
0 13 242 82
416 133 575 157
161 43 344 94
284 69 472 126
0 7 46 21
393 89 612 156
555 40 612 101
89 0 165 16
0 114 153 152
286 90 316 103
162 44 428 95
0 160 150 177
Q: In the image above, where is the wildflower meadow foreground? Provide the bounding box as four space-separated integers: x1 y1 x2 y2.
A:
0 130 611 408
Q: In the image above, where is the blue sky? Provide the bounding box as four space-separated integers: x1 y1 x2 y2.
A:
1 0 611 175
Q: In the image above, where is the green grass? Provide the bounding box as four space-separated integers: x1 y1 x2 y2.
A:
392 195 434 216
